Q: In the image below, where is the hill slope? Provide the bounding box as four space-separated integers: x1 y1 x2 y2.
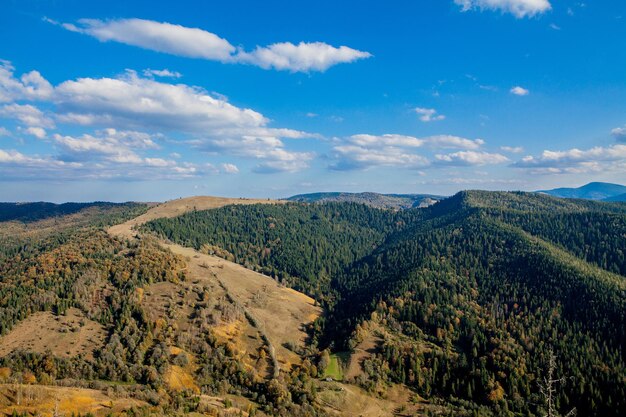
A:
286 192 443 209
604 192 626 202
144 192 626 417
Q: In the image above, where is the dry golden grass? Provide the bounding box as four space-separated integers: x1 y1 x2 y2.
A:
0 384 146 416
165 365 199 393
162 243 321 370
0 308 106 360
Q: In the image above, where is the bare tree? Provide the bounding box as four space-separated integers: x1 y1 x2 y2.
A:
539 350 576 417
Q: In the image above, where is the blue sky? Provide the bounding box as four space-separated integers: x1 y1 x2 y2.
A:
1 0 625 202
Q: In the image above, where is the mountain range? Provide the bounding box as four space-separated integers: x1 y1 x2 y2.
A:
0 190 624 416
538 181 626 201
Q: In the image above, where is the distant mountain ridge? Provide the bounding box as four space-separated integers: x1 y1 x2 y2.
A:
603 193 626 202
286 191 444 209
537 182 626 200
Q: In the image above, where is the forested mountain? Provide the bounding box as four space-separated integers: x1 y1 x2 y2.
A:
1 192 624 416
286 192 443 209
145 191 626 417
538 182 626 200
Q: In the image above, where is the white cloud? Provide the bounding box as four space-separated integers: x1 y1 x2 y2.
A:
331 143 429 171
0 148 80 169
501 145 524 153
549 23 561 30
0 62 317 176
0 103 55 128
348 134 425 148
0 61 53 103
53 70 288 138
513 144 626 174
51 129 160 162
63 18 236 61
51 18 371 73
435 150 509 166
221 163 239 174
425 135 484 150
201 135 315 173
237 42 371 72
143 68 182 78
454 0 552 18
510 86 530 96
25 127 47 139
415 107 445 122
611 126 626 142
329 133 489 170
0 127 10 137
330 134 428 170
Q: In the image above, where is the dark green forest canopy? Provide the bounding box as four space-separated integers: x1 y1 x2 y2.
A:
143 191 626 417
0 201 146 223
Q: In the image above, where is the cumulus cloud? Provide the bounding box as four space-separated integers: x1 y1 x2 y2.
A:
0 61 53 103
143 68 182 78
237 42 371 72
54 70 268 134
329 133 490 170
50 18 371 73
435 150 509 166
0 149 84 181
611 126 626 142
512 144 626 174
454 0 552 18
415 107 445 122
0 103 55 128
200 135 315 173
59 18 236 61
221 163 239 174
348 134 425 148
510 86 530 96
0 62 317 176
331 143 429 171
501 145 524 153
25 127 47 139
425 135 484 150
51 128 160 162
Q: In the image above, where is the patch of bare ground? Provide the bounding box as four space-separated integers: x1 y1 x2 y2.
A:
0 308 106 360
198 394 269 416
0 384 146 416
344 324 384 382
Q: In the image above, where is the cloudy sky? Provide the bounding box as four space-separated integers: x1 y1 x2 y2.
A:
1 0 625 202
